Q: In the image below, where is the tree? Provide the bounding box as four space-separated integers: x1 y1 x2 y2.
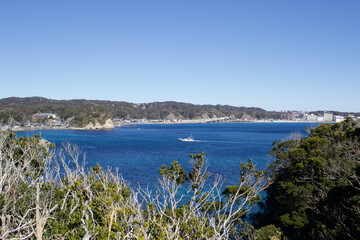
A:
138 153 270 239
257 118 360 240
0 131 271 239
0 131 54 239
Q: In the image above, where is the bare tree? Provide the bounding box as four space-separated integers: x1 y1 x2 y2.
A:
0 131 270 239
137 157 270 239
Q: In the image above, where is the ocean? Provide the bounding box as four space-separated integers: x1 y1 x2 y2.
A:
16 122 318 187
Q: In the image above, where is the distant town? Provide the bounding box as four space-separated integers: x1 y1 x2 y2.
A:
114 110 352 124
1 110 357 132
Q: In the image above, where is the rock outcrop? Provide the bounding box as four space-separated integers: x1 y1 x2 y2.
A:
83 119 114 130
202 113 209 119
165 113 177 121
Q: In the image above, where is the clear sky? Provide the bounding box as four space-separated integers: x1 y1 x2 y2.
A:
1 1 359 112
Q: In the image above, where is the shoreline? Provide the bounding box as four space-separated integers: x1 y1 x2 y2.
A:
8 126 116 132
5 120 325 132
131 119 323 124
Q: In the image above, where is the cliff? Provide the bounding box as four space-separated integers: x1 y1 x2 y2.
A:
76 119 114 130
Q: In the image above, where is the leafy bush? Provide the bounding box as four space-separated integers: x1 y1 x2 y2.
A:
256 118 360 239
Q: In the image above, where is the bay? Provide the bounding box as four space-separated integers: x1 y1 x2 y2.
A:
16 122 319 187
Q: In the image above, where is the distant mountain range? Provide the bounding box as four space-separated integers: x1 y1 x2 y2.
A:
0 97 293 123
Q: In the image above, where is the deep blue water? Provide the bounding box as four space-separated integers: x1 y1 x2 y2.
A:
16 123 318 187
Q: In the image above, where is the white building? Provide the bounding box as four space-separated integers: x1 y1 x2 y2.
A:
306 114 319 122
334 115 345 122
323 113 333 122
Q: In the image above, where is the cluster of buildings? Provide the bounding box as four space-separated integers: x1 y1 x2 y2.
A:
0 113 69 131
290 111 349 123
305 113 345 123
113 117 230 125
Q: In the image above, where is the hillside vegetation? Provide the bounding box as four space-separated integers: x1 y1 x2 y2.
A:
255 118 360 239
0 97 289 124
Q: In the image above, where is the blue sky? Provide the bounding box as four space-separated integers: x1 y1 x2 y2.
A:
1 1 359 112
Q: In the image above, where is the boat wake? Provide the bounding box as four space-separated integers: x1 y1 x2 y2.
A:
178 139 232 143
178 135 237 143
191 140 227 143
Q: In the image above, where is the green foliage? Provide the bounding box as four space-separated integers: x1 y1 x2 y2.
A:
157 153 270 239
257 118 360 239
159 161 186 185
255 224 282 240
69 109 112 127
188 152 210 190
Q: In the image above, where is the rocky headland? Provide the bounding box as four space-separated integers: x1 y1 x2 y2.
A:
73 119 114 130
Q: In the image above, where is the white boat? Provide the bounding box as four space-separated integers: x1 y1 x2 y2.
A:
178 135 195 142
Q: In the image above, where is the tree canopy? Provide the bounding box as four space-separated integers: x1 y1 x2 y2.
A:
256 118 360 239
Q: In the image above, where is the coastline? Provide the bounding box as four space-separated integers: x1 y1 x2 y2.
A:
9 126 116 132
132 119 322 124
6 119 323 132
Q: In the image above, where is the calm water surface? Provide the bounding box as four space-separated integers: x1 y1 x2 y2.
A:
16 123 318 187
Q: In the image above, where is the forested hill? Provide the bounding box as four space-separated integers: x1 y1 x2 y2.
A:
0 96 289 122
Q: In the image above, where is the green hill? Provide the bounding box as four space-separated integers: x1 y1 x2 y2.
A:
0 97 288 124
